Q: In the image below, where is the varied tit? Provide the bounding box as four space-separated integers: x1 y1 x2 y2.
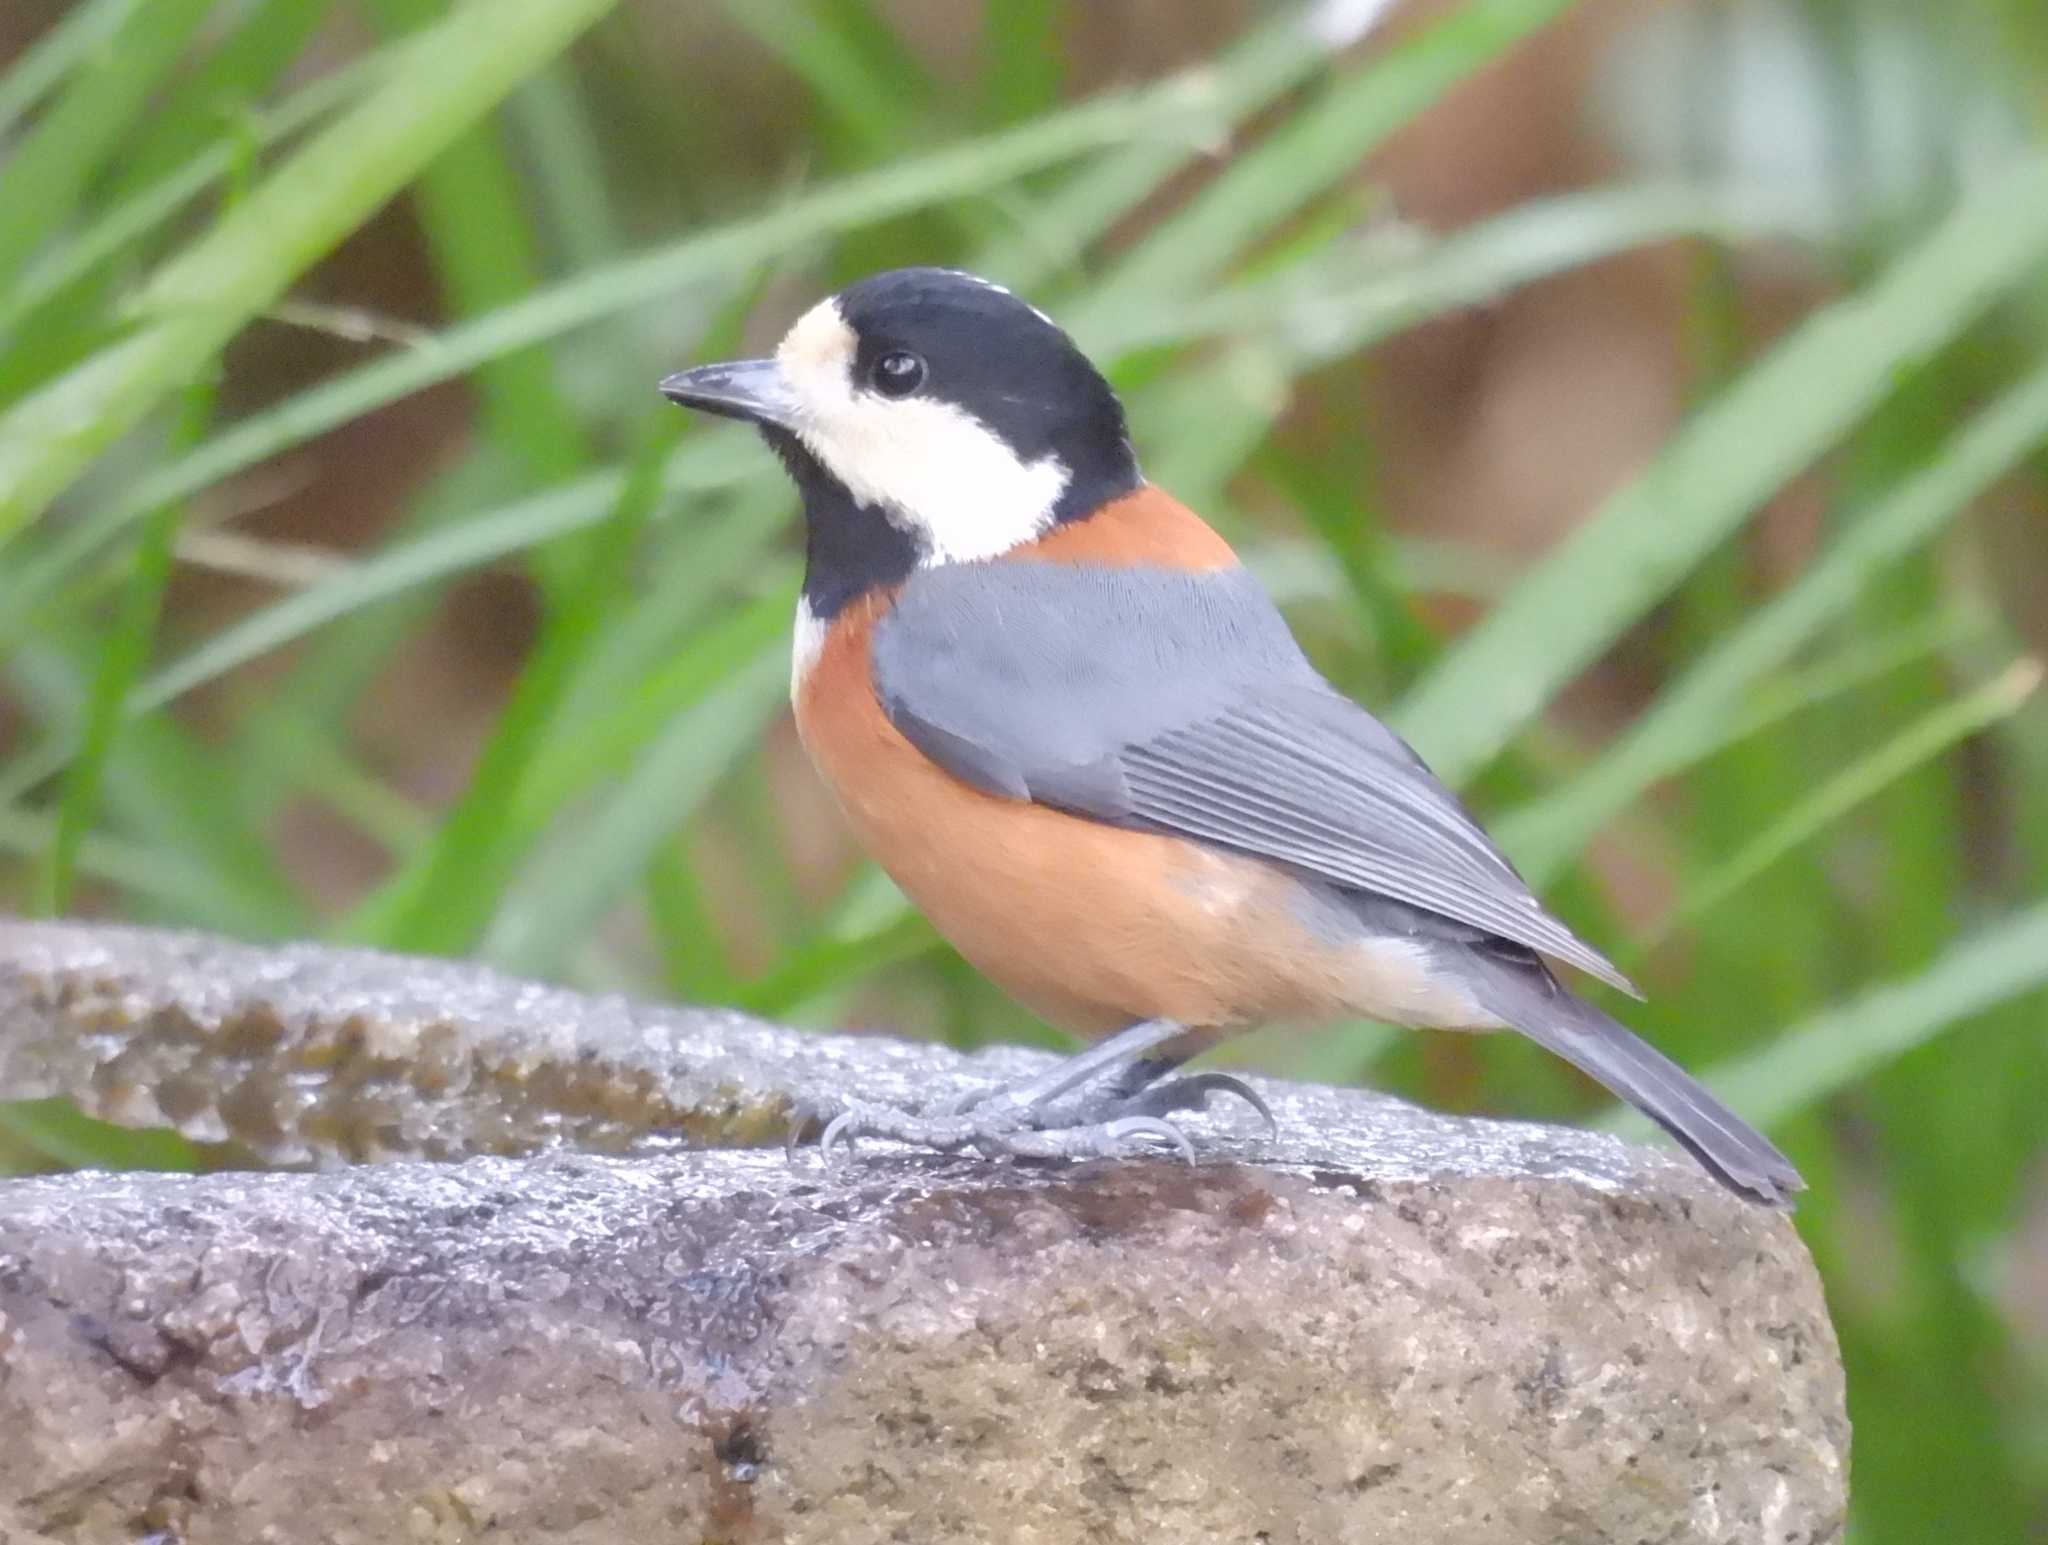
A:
660 266 1802 1208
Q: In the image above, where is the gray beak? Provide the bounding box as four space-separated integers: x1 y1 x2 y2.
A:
658 358 800 430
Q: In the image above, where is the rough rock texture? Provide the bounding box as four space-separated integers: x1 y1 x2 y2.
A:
0 919 856 1163
0 922 1850 1542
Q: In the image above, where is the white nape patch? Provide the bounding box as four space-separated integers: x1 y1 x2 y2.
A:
790 594 827 697
775 298 1070 565
943 269 1055 326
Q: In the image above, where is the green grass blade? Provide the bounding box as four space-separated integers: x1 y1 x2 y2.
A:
0 67 1234 610
0 1100 201 1173
1652 660 2043 947
345 418 676 953
0 51 384 337
814 0 945 115
1113 188 1805 509
0 0 139 134
978 0 1063 127
338 585 790 946
510 587 794 830
1077 0 1582 322
0 802 285 928
0 0 620 547
644 842 744 1003
1106 189 1807 521
1721 608 1990 742
1497 358 2048 882
150 439 736 690
363 0 590 490
36 385 211 914
5 9 1565 624
0 437 767 812
552 492 785 725
716 0 939 156
1113 185 1801 356
1603 897 2048 1134
0 184 1776 771
735 911 942 1018
1538 605 1989 829
0 0 215 289
508 68 623 274
70 178 1759 757
5 181 1785 992
109 0 337 198
478 651 789 976
967 10 1334 281
1393 151 2048 789
5 630 310 933
1257 436 1435 688
234 699 431 856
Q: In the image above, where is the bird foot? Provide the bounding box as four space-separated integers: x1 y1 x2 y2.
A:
789 1019 1277 1168
814 1099 1193 1166
798 1066 1275 1169
935 1069 1275 1133
1105 1071 1279 1136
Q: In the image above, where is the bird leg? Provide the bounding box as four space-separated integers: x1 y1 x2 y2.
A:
1088 1069 1277 1133
941 1019 1190 1114
809 1020 1274 1166
978 1049 1277 1137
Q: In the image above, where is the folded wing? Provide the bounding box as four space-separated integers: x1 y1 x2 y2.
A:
873 559 1638 997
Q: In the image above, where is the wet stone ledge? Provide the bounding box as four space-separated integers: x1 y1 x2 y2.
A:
0 920 1848 1543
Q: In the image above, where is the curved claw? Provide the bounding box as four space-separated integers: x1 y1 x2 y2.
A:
950 1112 1197 1162
1137 1072 1279 1138
1104 1114 1196 1164
818 1109 863 1169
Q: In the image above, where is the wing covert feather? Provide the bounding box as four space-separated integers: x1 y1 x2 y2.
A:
873 558 1637 996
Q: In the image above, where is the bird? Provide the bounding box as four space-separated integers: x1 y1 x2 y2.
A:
659 265 1803 1208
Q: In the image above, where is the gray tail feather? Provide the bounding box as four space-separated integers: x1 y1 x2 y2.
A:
1463 953 1804 1209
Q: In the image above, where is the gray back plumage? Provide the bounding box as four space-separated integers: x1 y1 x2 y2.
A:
871 560 1636 996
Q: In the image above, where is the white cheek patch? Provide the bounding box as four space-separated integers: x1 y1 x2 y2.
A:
776 299 1071 565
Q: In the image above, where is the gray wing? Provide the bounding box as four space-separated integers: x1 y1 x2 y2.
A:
872 560 1638 997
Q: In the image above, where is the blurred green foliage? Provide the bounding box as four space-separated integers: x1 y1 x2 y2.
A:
0 1 2044 1537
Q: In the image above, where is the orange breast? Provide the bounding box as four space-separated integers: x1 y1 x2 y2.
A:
791 492 1390 1041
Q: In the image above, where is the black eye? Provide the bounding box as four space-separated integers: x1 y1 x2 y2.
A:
869 350 926 398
